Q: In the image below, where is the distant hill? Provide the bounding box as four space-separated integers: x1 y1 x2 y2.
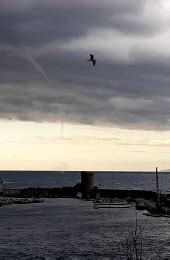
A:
160 169 170 172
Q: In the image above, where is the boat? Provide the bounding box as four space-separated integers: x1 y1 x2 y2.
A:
31 198 44 203
14 198 44 204
143 209 170 218
136 199 146 210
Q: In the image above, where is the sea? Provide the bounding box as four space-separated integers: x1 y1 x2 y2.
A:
0 171 169 259
0 170 170 193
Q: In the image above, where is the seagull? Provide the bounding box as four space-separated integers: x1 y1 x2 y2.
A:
87 53 96 66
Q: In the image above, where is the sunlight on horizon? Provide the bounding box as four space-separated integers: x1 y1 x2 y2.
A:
0 120 170 171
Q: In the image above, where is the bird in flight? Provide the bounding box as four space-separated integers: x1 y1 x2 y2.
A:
87 53 96 66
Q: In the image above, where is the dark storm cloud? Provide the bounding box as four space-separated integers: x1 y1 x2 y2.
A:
1 0 170 130
0 0 161 46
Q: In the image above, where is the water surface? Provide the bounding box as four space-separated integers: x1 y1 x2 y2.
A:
0 198 169 259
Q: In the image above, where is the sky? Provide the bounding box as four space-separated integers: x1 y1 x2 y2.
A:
1 0 170 171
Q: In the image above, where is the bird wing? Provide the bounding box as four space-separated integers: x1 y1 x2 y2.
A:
90 54 94 59
92 60 96 66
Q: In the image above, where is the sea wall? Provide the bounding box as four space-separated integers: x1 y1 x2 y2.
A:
2 186 169 204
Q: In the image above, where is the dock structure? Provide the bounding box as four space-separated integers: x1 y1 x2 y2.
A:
93 201 134 209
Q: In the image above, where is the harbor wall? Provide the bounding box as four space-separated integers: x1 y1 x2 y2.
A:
1 171 169 204
2 186 168 203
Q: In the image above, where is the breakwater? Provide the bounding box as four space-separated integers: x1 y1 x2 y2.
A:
1 171 170 207
2 185 170 205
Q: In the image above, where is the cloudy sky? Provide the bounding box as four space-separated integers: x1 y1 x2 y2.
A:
1 0 170 170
